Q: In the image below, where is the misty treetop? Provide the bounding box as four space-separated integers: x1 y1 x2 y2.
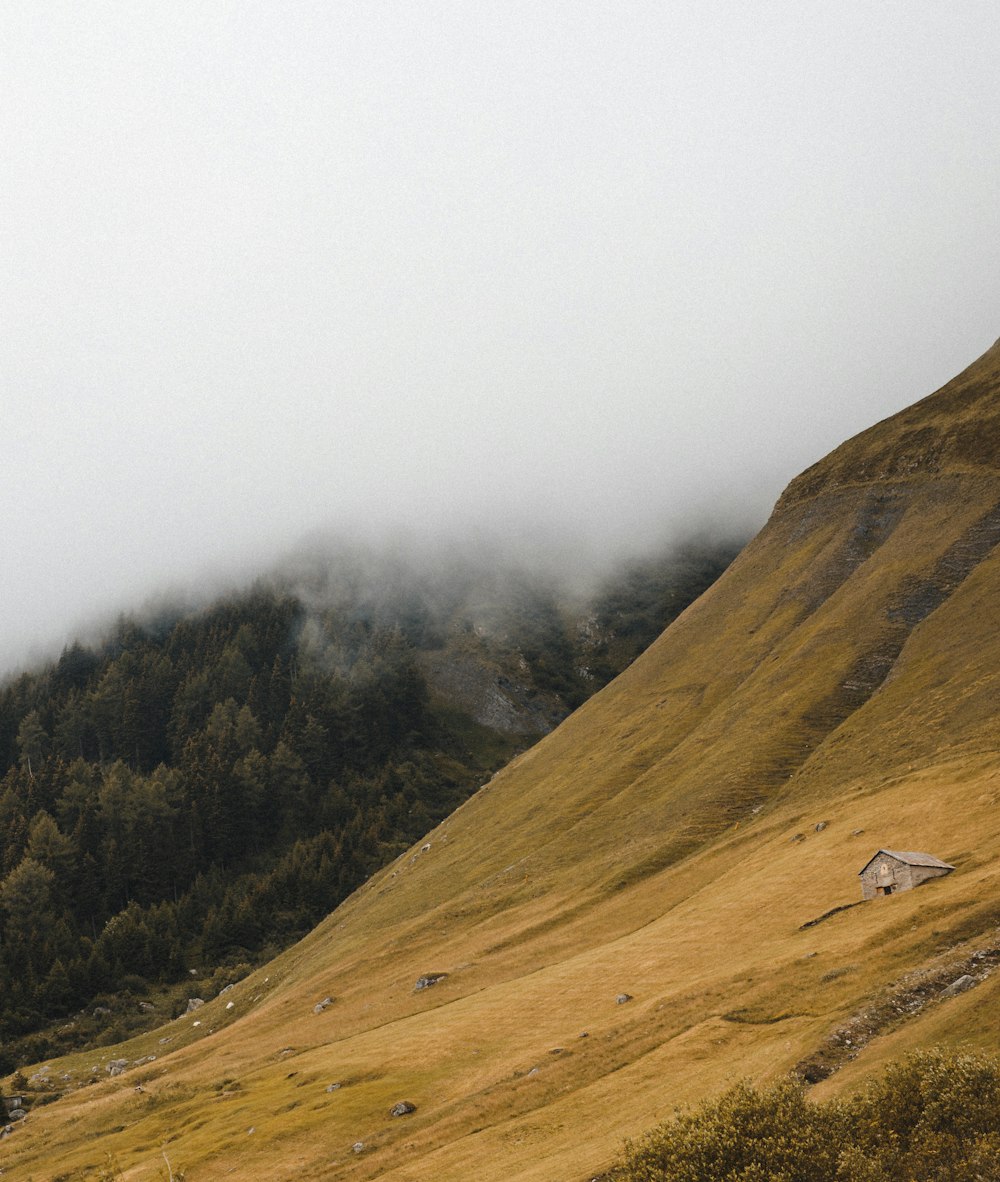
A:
0 535 740 1068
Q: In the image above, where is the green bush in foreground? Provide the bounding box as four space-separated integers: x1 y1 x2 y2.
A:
611 1050 1000 1182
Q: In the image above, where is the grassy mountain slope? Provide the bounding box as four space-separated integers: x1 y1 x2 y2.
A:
6 340 1000 1180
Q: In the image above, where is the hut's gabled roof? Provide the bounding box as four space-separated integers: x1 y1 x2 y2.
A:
858 849 955 876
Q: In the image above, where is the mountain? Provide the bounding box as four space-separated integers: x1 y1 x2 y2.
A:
4 339 1000 1181
0 537 740 1069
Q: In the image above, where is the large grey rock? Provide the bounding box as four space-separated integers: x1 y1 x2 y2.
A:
185 998 205 1013
615 993 633 1005
389 1100 416 1117
941 973 977 998
313 996 333 1014
107 1059 128 1076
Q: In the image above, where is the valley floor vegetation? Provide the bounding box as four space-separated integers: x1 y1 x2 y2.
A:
610 1050 1000 1182
0 538 740 1069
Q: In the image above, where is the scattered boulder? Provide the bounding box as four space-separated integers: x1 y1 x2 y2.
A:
941 973 977 999
218 983 236 996
7 1109 25 1122
1 1123 13 1137
93 1005 111 1018
352 1141 365 1153
790 833 806 843
413 973 448 991
814 821 828 832
326 1083 342 1093
578 1031 589 1038
389 1100 416 1117
615 993 633 1005
185 998 205 1013
138 1001 155 1013
314 996 333 1014
851 828 865 836
226 1001 235 1011
106 1060 128 1076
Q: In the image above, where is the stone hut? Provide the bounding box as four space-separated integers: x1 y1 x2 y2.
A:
859 849 954 899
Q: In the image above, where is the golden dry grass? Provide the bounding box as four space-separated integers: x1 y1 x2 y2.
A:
6 340 1000 1180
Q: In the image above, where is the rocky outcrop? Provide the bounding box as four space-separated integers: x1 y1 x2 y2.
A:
419 652 562 735
413 973 448 991
795 940 999 1084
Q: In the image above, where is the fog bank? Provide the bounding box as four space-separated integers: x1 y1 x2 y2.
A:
4 3 999 672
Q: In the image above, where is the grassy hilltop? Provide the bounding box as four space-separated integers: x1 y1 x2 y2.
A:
6 339 1000 1180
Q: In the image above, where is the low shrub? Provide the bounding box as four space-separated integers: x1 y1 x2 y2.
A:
611 1050 1000 1182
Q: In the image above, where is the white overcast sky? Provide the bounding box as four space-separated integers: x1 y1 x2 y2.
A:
3 1 999 670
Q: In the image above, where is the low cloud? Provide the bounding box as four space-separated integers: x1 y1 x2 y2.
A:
3 3 999 672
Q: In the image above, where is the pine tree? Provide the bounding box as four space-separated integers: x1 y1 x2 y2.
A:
16 711 49 778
